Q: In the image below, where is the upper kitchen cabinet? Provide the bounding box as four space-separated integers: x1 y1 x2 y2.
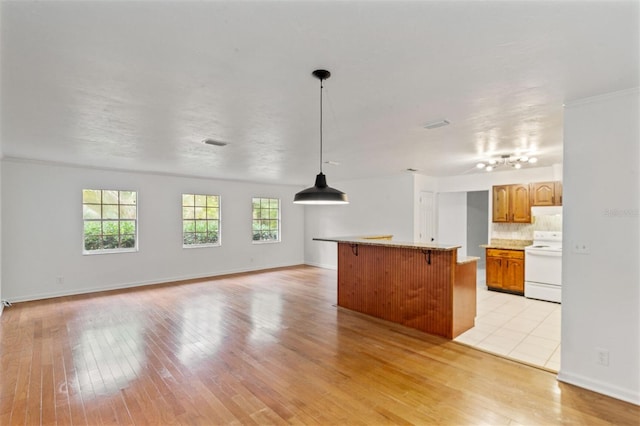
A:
530 181 563 206
493 184 531 223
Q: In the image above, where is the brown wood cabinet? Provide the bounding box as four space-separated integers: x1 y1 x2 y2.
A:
492 184 531 223
530 181 563 206
486 248 524 295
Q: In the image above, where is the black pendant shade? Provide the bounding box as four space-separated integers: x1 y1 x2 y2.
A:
294 69 349 205
293 172 348 204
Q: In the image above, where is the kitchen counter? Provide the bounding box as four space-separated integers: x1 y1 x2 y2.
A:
480 239 532 250
314 235 461 251
316 235 476 339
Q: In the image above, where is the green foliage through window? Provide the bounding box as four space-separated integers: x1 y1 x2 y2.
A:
83 189 137 252
182 194 220 246
252 197 280 242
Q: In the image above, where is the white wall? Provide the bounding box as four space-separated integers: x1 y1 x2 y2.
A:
1 160 305 302
558 88 639 405
0 159 2 315
304 174 415 269
437 192 468 257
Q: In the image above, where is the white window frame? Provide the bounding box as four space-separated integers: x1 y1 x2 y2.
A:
182 193 221 248
82 189 138 255
252 197 281 244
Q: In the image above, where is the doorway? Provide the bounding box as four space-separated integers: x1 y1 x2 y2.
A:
466 191 488 271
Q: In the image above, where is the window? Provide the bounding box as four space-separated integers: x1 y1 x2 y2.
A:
83 189 137 253
252 197 280 242
182 194 220 247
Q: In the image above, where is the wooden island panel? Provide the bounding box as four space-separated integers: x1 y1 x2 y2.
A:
336 242 475 339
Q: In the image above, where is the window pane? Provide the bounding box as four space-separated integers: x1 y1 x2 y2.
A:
84 236 100 251
270 199 279 209
209 221 219 232
206 232 218 243
260 199 270 209
252 199 260 210
83 204 101 220
120 191 136 205
120 235 135 248
269 209 278 219
121 220 136 234
195 220 207 233
182 194 194 207
102 236 119 249
183 221 195 233
195 207 206 220
206 208 218 219
83 189 101 204
103 205 118 219
103 190 118 204
84 221 101 236
183 207 194 220
120 205 136 219
103 221 119 235
183 233 195 245
207 195 218 207
195 195 207 206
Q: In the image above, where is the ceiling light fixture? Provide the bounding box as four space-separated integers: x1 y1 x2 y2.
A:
203 138 228 147
294 69 348 205
476 154 538 172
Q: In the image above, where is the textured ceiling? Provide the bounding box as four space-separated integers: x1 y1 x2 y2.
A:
1 1 638 185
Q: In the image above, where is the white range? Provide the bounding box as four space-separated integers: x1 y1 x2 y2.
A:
524 231 562 303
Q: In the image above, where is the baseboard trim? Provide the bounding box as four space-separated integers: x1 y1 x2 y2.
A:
303 261 337 270
5 263 306 304
557 370 640 406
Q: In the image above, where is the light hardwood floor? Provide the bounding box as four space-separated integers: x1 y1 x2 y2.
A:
1 265 638 425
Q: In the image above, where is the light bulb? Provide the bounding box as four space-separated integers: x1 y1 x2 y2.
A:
476 163 486 169
529 157 538 164
514 163 522 169
486 166 494 171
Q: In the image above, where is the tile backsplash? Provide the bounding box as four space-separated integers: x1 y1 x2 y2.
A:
491 214 563 240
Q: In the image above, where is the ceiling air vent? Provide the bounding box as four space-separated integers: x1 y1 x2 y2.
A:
202 138 228 147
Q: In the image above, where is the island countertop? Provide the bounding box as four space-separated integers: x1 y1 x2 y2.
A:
313 235 461 251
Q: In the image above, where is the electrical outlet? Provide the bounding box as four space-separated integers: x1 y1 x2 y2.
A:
56 276 64 285
572 242 590 254
596 348 609 366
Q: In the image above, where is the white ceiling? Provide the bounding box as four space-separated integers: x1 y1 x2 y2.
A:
1 1 638 185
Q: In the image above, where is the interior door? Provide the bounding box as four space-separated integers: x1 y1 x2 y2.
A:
419 191 435 243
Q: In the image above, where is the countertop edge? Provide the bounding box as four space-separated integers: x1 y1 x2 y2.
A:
313 236 460 251
480 244 528 251
457 256 480 264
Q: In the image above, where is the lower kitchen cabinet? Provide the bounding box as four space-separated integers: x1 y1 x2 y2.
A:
486 248 524 295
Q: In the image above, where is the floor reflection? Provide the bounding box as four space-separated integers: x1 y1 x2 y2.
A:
72 319 144 398
249 291 283 343
176 296 225 365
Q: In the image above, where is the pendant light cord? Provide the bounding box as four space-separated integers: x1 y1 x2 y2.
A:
319 78 324 174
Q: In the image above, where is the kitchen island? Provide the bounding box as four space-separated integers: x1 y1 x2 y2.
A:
314 236 478 339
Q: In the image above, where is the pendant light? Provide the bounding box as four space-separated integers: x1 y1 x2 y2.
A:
294 69 349 205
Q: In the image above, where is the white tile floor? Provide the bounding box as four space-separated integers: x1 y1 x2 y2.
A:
455 277 561 371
